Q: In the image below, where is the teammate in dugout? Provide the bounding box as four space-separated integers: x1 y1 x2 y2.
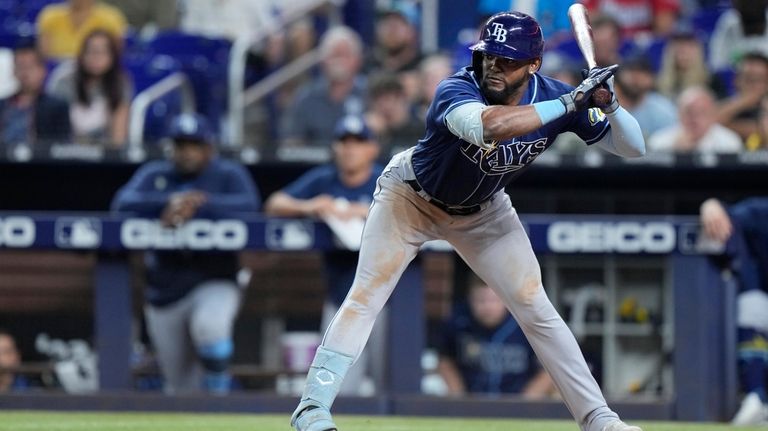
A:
111 113 260 394
701 197 768 425
290 12 645 431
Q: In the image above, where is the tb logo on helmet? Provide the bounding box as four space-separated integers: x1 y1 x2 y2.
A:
489 22 508 42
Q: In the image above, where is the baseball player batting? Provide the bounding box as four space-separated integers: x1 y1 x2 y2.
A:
291 11 645 431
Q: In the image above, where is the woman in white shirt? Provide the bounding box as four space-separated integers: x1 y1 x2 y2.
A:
51 29 132 148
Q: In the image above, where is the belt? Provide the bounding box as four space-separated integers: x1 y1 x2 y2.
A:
405 180 483 216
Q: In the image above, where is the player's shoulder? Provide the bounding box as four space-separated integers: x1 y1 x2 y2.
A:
435 67 481 95
371 162 385 177
533 73 574 100
298 164 338 184
137 159 173 175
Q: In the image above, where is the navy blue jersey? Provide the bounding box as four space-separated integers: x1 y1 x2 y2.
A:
412 67 610 206
111 158 261 307
439 307 539 394
283 163 383 306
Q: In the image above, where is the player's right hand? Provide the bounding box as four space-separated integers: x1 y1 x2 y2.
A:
559 64 618 113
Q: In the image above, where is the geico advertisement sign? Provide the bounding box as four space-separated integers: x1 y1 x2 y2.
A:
547 222 675 253
121 219 247 250
0 217 35 247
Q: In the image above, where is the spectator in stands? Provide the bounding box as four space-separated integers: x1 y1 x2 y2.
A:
745 96 768 151
0 45 71 154
111 113 260 394
416 53 453 120
581 0 680 38
366 5 421 74
264 115 384 395
365 5 422 100
0 329 27 393
437 274 555 397
717 53 768 141
179 0 283 42
614 56 678 140
656 29 712 101
103 0 178 34
50 30 132 148
708 0 768 71
365 73 423 161
279 26 367 153
590 15 623 68
36 0 128 60
649 86 742 153
700 197 768 425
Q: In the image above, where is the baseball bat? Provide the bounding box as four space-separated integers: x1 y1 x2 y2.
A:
567 3 597 69
567 3 612 106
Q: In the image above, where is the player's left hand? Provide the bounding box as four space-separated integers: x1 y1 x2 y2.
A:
559 64 618 113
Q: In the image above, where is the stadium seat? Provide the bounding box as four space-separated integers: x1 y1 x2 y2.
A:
147 31 232 138
691 6 727 37
123 53 188 145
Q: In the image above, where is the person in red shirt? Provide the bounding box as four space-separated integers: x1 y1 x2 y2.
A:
581 0 680 38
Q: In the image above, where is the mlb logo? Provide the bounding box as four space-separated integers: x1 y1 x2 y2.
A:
55 217 102 249
265 220 314 250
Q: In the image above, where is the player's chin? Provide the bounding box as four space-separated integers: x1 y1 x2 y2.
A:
481 86 507 105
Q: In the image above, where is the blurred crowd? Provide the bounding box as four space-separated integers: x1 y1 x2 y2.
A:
0 0 764 163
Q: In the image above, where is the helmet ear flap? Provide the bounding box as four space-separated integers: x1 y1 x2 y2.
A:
472 51 484 81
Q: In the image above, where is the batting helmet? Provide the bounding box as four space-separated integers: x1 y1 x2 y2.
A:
470 12 544 79
168 113 213 144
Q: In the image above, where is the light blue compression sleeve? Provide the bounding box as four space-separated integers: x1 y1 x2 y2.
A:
533 100 567 125
594 106 646 157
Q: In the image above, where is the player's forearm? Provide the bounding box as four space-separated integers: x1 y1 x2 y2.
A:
111 191 170 215
482 104 547 141
446 102 547 148
264 193 314 218
437 358 466 395
522 369 555 399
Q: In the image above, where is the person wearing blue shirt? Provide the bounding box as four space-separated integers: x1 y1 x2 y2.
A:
701 197 768 425
265 115 384 395
290 12 645 431
437 275 554 397
111 113 260 394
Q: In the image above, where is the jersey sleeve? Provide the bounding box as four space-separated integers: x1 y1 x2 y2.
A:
729 197 768 237
110 162 171 216
565 107 611 145
431 77 485 130
282 166 329 199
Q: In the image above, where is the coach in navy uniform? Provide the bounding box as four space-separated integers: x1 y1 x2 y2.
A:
290 12 645 431
111 113 260 394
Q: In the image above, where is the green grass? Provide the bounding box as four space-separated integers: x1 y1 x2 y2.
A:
0 411 761 431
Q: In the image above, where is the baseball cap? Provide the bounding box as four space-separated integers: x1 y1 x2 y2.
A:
168 113 212 144
333 115 373 141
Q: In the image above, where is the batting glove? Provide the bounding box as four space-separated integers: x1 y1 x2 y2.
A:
558 64 618 113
